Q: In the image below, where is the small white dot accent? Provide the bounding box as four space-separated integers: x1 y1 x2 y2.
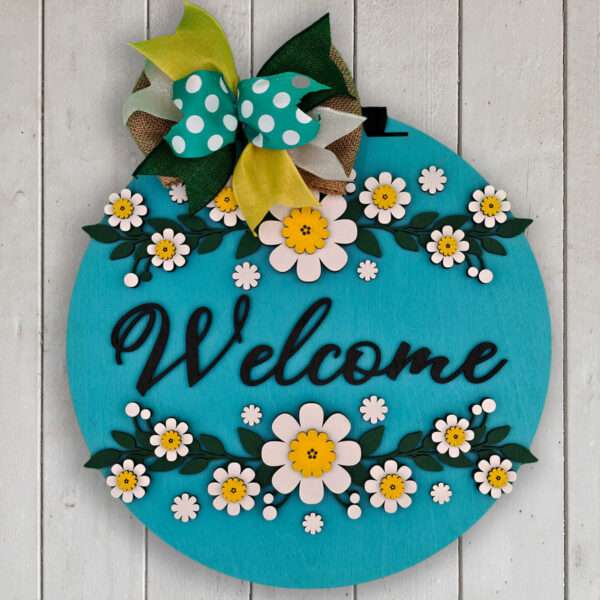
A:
185 74 202 93
478 268 494 284
263 506 277 521
125 402 140 417
123 273 139 288
204 94 220 113
207 134 224 151
296 108 311 124
467 266 479 278
252 78 270 94
240 99 254 118
282 129 300 146
171 136 186 154
273 91 291 108
481 398 497 413
219 77 229 94
252 133 264 147
347 505 362 520
258 114 275 133
223 114 238 131
173 98 183 110
186 115 205 134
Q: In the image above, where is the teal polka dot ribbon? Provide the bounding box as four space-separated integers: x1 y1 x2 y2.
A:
165 70 329 158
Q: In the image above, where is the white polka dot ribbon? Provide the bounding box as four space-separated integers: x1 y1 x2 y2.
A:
165 70 329 158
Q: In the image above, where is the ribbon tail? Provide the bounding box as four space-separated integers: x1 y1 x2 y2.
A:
288 145 350 181
233 145 319 233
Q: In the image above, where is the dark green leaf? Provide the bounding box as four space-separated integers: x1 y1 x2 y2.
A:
397 431 422 452
466 237 482 256
485 425 511 445
495 218 533 238
199 434 225 455
481 237 507 256
358 426 385 455
135 243 149 258
134 142 235 214
500 444 537 464
254 464 276 487
356 229 382 257
413 454 443 471
344 200 362 221
111 431 136 449
347 463 370 486
83 224 120 243
471 426 486 445
436 453 474 468
180 458 209 475
434 214 469 230
421 436 435 450
145 218 182 233
237 428 264 457
135 430 152 450
84 448 122 469
110 241 135 260
178 215 206 231
148 457 181 472
197 234 222 254
186 236 199 251
235 230 261 259
409 212 438 229
394 230 419 252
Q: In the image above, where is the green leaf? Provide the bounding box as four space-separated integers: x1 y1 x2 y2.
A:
237 428 264 457
413 454 443 472
409 212 438 229
434 214 469 230
481 237 507 256
500 443 538 464
358 426 385 455
135 430 152 450
347 463 370 486
84 448 122 469
485 425 511 445
254 464 276 487
421 436 436 450
471 426 486 445
356 229 382 257
495 218 533 238
148 457 181 472
466 237 482 256
110 241 135 260
394 230 419 252
111 431 136 449
83 224 120 243
397 431 422 452
235 230 261 259
344 200 363 222
199 434 225 455
134 141 235 214
178 215 206 232
145 218 182 233
180 458 209 475
436 453 474 468
197 233 222 254
135 243 149 259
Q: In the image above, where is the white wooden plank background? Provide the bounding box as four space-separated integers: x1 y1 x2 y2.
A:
1 0 597 598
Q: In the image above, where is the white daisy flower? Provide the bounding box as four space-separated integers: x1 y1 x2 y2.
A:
359 171 411 224
106 459 150 503
258 194 357 283
418 166 447 194
207 462 260 516
171 493 200 522
149 417 194 462
146 228 191 272
207 182 246 227
104 188 147 231
426 225 469 268
345 168 357 194
261 402 361 504
169 182 188 204
364 460 417 513
359 395 388 424
357 259 378 282
431 414 475 458
474 455 517 499
302 512 324 535
430 482 452 505
232 262 261 290
241 404 262 427
468 185 511 228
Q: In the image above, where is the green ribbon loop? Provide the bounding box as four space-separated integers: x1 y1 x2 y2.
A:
164 69 328 158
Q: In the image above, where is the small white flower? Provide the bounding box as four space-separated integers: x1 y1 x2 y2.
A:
359 395 388 424
426 225 469 268
207 462 260 516
241 404 262 427
365 460 417 513
169 182 188 204
345 168 357 194
357 259 378 282
147 228 191 272
125 402 141 417
207 182 246 227
171 493 200 522
432 414 475 458
149 418 193 462
468 185 511 228
104 188 147 231
263 505 278 520
418 166 447 194
232 262 261 290
359 171 411 224
347 504 362 519
474 455 517 499
302 512 324 535
430 482 452 505
106 459 150 503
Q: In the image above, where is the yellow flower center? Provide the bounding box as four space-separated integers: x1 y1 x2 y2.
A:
214 186 239 213
282 207 330 254
155 239 176 260
481 195 502 217
116 470 138 492
372 185 398 209
444 426 467 447
112 198 134 219
160 430 182 450
437 235 458 256
379 474 405 500
487 467 509 489
221 477 247 503
288 429 336 477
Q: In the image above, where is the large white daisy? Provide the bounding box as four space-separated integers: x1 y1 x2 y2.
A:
104 188 147 231
426 225 469 268
359 171 411 224
468 185 511 228
207 462 260 516
431 414 475 458
146 228 191 272
149 417 193 462
261 402 361 504
364 460 417 513
474 455 517 499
